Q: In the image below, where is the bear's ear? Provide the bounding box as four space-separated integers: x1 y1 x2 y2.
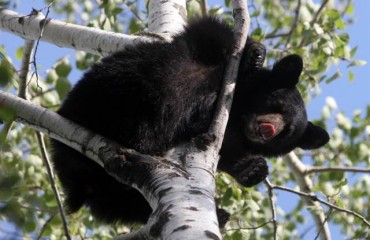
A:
298 122 330 150
272 54 303 88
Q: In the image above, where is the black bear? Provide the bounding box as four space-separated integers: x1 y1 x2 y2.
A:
50 17 329 224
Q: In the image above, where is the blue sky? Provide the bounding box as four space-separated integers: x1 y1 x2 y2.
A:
308 1 370 120
1 0 369 239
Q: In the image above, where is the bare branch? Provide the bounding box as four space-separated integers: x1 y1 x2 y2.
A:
269 184 370 228
310 0 330 26
314 208 333 240
284 152 331 240
264 179 278 240
265 0 301 44
225 219 273 231
36 133 71 240
305 166 370 174
285 0 301 48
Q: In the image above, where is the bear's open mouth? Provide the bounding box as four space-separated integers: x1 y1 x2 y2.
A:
258 122 276 140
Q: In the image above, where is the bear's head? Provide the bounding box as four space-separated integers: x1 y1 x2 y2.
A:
233 54 330 156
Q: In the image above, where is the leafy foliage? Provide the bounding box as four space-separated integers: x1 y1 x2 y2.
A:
0 0 369 239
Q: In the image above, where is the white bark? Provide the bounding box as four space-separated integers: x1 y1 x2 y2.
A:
0 9 151 56
148 0 187 39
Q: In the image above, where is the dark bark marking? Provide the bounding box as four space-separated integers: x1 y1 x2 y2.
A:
185 206 199 211
192 133 216 151
205 230 221 240
158 187 173 198
39 18 51 29
18 17 24 24
173 225 191 232
149 211 172 238
188 189 203 195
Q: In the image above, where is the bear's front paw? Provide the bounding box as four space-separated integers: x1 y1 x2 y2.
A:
233 157 268 187
245 42 266 71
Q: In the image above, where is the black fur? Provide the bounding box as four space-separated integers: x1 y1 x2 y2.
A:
51 17 329 224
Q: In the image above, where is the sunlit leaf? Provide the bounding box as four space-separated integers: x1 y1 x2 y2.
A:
347 59 367 68
0 59 14 86
55 77 71 100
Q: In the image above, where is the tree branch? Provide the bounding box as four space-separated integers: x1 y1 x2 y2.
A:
269 183 370 228
305 166 370 174
0 9 151 56
264 179 278 240
284 152 331 240
36 132 71 240
284 0 301 48
147 0 187 39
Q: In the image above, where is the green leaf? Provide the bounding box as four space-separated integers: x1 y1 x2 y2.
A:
350 46 358 57
325 71 342 83
251 9 261 17
326 9 341 20
335 18 345 29
55 77 71 100
0 105 16 123
347 59 367 68
24 215 37 232
15 47 23 60
129 19 142 34
348 70 354 82
338 33 350 44
329 171 344 181
346 3 354 15
112 7 123 16
230 231 243 240
55 58 72 77
334 178 348 189
224 0 231 8
0 59 14 86
46 69 58 84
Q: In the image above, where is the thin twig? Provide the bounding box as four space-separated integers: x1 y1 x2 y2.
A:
37 212 57 240
29 3 54 92
285 0 301 48
225 220 273 231
36 132 71 240
265 32 290 39
305 166 370 174
299 0 330 47
264 179 278 240
314 208 334 240
310 0 330 26
270 184 370 228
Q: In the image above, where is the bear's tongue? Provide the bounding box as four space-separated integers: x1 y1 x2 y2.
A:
258 123 276 140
